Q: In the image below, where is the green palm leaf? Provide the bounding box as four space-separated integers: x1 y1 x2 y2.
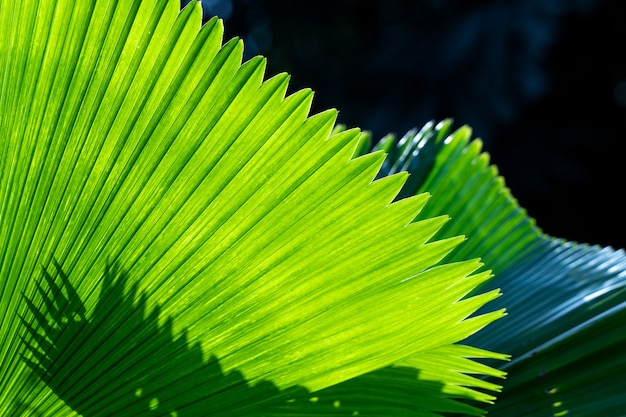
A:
373 120 626 416
0 1 505 415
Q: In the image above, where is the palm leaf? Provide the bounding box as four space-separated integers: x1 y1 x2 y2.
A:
0 0 505 415
373 120 626 416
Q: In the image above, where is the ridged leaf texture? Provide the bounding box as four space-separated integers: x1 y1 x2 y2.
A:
0 1 504 416
372 119 626 416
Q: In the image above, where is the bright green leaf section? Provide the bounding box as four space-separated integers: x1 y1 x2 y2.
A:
0 1 504 415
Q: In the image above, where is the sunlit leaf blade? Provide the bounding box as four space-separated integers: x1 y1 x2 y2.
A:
0 1 504 415
376 119 626 415
267 362 496 417
399 345 508 405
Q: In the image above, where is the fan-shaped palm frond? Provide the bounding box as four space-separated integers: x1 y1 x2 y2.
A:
0 1 506 416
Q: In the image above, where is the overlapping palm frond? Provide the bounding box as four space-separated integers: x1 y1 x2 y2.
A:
3 0 623 414
372 120 626 416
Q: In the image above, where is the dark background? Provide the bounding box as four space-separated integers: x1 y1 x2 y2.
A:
188 0 626 249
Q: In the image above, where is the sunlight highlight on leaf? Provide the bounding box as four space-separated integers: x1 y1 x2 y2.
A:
0 1 505 415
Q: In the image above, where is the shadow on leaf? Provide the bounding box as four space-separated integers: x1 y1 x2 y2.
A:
19 262 476 416
19 262 308 416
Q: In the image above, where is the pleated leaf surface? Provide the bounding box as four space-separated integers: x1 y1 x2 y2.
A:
0 1 504 416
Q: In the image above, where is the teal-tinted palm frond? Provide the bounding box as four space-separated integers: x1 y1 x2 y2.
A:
0 1 505 416
373 120 626 416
